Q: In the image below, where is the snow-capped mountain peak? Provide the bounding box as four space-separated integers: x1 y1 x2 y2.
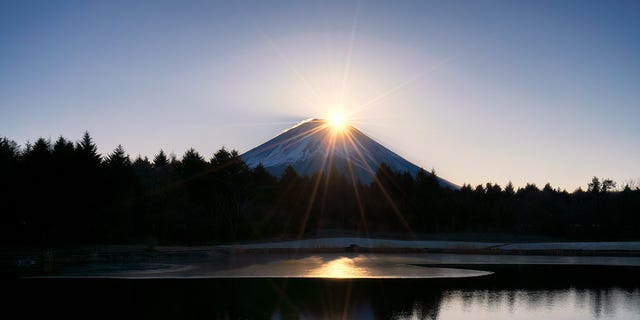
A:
241 118 456 188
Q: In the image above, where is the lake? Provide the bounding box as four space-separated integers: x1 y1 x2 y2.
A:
10 253 640 319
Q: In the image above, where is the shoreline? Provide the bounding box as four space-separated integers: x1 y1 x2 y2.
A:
5 238 640 260
216 237 640 256
4 237 640 276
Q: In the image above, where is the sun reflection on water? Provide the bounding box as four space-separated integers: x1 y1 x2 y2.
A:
307 256 369 278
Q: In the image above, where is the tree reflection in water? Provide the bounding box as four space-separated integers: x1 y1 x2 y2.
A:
9 265 640 319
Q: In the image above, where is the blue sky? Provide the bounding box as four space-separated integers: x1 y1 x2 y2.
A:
1 0 639 190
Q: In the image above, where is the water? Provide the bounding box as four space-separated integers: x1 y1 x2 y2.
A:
47 254 493 279
433 288 639 320
11 254 640 319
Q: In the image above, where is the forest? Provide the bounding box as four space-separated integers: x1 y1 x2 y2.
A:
1 132 639 245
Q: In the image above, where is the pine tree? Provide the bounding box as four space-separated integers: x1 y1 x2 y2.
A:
211 147 249 178
280 165 299 186
180 148 207 177
76 131 101 166
105 145 131 168
210 147 231 167
153 149 169 167
253 163 275 184
504 181 515 195
29 138 52 161
0 137 19 158
416 167 439 191
52 136 75 162
0 137 19 174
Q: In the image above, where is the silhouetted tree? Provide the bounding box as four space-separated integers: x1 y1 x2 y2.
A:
105 145 131 168
280 165 299 185
2 132 640 245
76 131 101 166
181 148 207 176
504 182 515 196
153 149 169 167
602 179 616 193
52 136 74 161
0 137 19 174
0 138 20 242
588 177 601 193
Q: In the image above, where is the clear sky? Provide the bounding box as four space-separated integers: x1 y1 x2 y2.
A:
1 0 639 190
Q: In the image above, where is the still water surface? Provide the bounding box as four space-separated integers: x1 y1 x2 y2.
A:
13 254 640 319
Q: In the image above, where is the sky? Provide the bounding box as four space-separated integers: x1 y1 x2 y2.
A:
1 0 639 190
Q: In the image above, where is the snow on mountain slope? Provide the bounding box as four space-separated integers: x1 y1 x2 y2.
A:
241 118 457 188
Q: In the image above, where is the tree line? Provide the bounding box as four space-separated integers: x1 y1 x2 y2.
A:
1 133 639 245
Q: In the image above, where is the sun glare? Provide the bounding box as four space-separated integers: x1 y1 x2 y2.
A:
307 257 368 278
328 113 349 132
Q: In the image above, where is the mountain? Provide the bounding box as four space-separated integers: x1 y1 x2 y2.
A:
241 118 457 188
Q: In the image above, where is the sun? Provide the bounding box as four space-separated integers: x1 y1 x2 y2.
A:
327 113 349 132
